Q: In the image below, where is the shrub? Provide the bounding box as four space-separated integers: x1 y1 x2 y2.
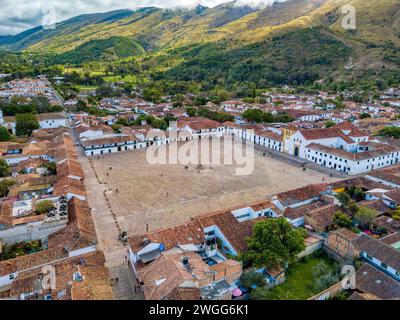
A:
35 200 55 215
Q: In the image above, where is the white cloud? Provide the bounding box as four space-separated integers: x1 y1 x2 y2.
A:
0 0 288 35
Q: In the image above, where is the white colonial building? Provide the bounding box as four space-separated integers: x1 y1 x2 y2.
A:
1 112 68 134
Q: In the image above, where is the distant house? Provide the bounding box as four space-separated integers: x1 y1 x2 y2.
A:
304 204 342 233
351 264 400 300
127 199 285 300
325 229 400 282
0 112 68 134
80 135 138 156
135 252 242 300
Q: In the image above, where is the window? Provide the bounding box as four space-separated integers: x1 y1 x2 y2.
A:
381 262 388 269
366 253 372 260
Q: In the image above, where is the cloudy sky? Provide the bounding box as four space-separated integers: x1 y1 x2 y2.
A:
0 0 283 35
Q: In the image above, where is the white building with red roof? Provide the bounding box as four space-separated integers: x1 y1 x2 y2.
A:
284 122 399 175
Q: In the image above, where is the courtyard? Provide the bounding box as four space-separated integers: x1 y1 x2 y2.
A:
82 139 340 236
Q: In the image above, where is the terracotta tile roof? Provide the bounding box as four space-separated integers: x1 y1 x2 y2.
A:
380 232 400 246
15 158 49 172
373 216 400 233
9 251 112 300
306 142 399 161
0 142 26 154
249 200 282 213
129 221 205 252
383 189 400 203
76 124 113 135
353 234 400 271
355 264 400 300
48 197 97 251
81 135 136 147
165 287 201 300
358 200 388 215
334 121 366 137
299 127 354 143
284 201 326 220
177 117 223 131
254 129 283 142
367 170 400 186
276 183 328 207
331 228 361 242
330 176 394 191
136 252 211 300
129 199 278 254
348 292 381 300
223 121 241 128
195 210 261 253
53 135 86 197
305 204 341 228
36 113 66 121
0 247 67 277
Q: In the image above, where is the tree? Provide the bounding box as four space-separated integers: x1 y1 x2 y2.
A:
348 186 365 202
43 162 57 175
186 107 197 117
325 120 336 128
35 200 55 215
217 89 230 102
0 159 10 177
379 126 400 139
0 127 11 142
151 118 168 130
359 113 371 119
111 124 122 133
333 211 352 228
115 118 129 126
239 271 267 291
355 207 378 229
143 87 162 103
240 218 307 269
15 113 39 136
0 179 16 198
336 192 351 208
243 109 264 123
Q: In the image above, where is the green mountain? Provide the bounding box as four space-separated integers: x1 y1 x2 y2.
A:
1 0 399 87
52 36 145 64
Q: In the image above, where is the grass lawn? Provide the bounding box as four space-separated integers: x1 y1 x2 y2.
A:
258 252 340 300
102 74 137 83
73 85 99 91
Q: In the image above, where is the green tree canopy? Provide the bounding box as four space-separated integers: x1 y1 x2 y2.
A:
15 113 39 136
336 192 351 208
325 120 336 128
333 211 352 228
151 118 168 130
35 200 55 215
379 126 400 139
239 271 267 291
0 179 15 197
0 158 10 177
348 186 365 202
240 218 307 269
355 207 378 229
111 123 122 133
359 113 371 119
0 126 11 142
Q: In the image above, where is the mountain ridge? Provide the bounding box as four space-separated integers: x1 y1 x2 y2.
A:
0 0 399 87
